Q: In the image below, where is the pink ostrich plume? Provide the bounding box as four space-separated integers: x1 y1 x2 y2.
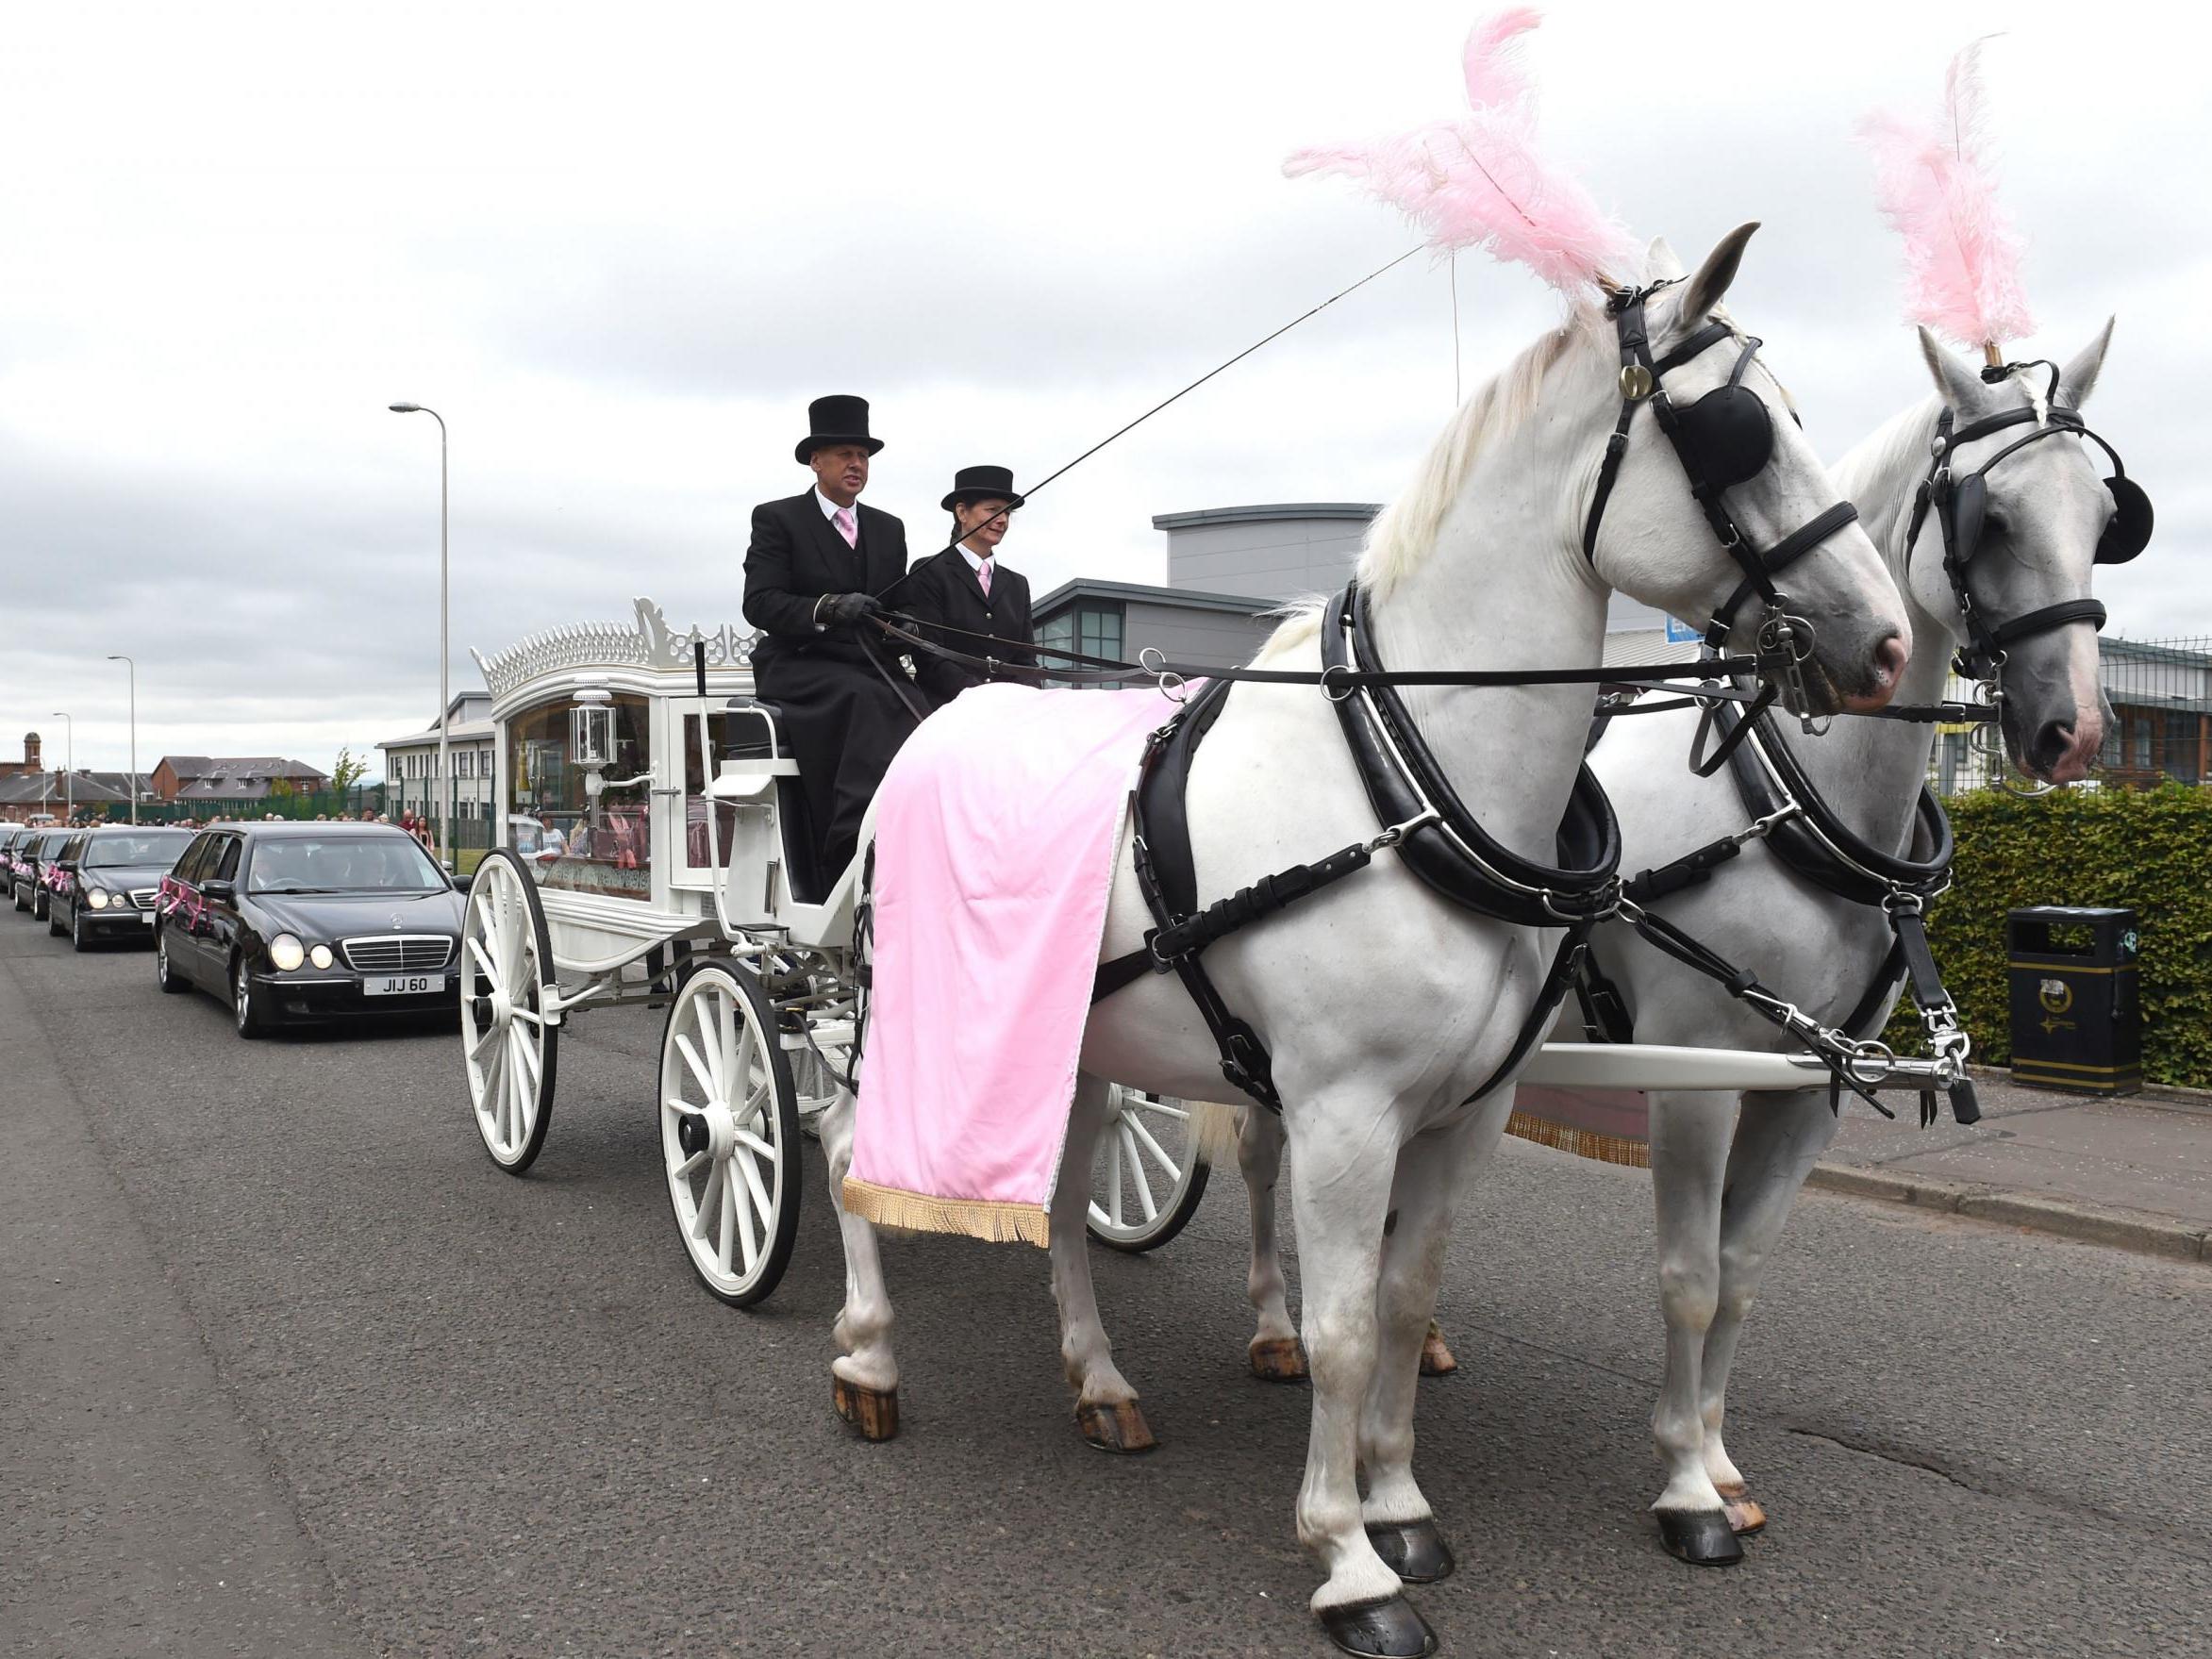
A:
1858 39 2035 360
1285 8 1634 296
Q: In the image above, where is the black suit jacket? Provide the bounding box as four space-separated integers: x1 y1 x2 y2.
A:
741 492 909 674
900 546 1036 707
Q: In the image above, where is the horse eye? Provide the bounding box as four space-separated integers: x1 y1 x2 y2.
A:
1981 511 2007 540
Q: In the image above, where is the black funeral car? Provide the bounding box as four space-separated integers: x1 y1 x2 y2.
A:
45 825 199 951
155 821 467 1037
12 827 76 921
0 827 27 902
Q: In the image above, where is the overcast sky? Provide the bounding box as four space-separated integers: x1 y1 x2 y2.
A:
2 0 2201 778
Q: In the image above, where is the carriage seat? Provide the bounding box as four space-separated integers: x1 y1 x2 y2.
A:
718 700 828 906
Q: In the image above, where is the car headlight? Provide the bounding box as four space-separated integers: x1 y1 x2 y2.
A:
269 933 306 971
309 943 334 970
88 888 109 909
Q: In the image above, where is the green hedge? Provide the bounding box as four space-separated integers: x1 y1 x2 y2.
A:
1887 784 2212 1087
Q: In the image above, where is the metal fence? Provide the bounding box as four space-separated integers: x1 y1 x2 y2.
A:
127 786 390 826
1929 634 2212 795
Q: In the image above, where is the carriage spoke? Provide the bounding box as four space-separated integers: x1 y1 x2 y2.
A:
513 1027 542 1088
509 1005 544 1027
673 1150 707 1180
468 1021 502 1065
731 1152 759 1272
716 1178 737 1275
674 1032 716 1103
733 1128 778 1164
693 999 727 1100
690 1166 723 1239
1124 1112 1181 1181
1106 1127 1123 1226
1133 1098 1190 1123
467 937 507 998
720 993 743 1101
1120 1123 1157 1221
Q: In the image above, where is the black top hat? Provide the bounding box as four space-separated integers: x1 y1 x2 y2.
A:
796 394 885 464
940 463 1026 512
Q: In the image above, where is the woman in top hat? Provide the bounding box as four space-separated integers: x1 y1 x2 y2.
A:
740 394 923 890
899 464 1037 710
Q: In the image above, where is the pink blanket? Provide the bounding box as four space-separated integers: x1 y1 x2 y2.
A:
844 682 1188 1247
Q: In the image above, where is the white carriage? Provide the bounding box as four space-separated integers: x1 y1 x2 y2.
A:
458 600 1206 1308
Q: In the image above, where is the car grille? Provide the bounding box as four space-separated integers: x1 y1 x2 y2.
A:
130 888 158 910
341 936 455 973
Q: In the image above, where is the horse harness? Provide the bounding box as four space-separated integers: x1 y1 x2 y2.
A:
1566 366 2157 1126
1089 287 1887 1117
1572 695 1978 1126
1906 360 2152 697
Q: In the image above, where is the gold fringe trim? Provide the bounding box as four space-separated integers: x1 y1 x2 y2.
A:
1505 1110 1652 1170
841 1178 1052 1248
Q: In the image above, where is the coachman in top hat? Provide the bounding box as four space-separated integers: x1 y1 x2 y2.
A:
902 463 1037 708
741 395 922 888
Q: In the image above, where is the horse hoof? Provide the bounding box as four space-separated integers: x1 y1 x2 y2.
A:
1418 1322 1458 1378
1076 1400 1158 1454
1366 1518 1455 1584
1249 1336 1309 1384
832 1376 900 1442
1721 1492 1768 1536
1317 1593 1438 1658
1656 1508 1743 1566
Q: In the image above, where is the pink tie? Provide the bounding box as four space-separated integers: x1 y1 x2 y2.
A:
977 559 992 596
834 507 857 548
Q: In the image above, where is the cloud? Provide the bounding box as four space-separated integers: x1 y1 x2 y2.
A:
1 0 2204 776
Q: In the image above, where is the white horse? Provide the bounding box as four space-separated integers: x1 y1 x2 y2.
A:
1228 320 2124 1574
821 225 1912 1659
1585 320 2121 1560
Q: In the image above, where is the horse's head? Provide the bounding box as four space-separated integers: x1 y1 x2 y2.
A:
1581 224 1909 717
1911 324 2132 783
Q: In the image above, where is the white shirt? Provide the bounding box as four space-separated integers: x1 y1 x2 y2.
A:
958 541 994 581
816 488 856 523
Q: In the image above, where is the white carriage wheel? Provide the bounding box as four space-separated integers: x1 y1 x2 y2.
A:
658 961 801 1308
1086 1086 1212 1253
460 849 560 1174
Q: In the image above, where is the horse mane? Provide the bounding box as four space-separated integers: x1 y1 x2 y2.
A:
1253 306 1601 665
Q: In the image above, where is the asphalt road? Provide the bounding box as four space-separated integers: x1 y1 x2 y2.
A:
5 915 2208 1659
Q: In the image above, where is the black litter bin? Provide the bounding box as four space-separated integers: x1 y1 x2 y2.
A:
2006 906 2140 1096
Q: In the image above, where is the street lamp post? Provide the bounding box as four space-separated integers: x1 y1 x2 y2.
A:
50 712 73 821
107 655 137 824
389 403 451 867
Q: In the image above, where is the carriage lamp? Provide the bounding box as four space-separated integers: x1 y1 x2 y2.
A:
569 690 616 771
269 934 306 971
310 944 335 970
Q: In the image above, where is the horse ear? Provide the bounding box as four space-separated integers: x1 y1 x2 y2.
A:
1678 223 1758 320
2059 317 2116 408
1645 235 1686 282
1919 326 1988 413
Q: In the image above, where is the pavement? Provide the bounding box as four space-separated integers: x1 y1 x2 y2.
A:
6 918 2211 1658
1815 1070 2212 1262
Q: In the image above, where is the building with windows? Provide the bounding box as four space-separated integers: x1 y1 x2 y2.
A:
150 755 329 804
377 693 497 830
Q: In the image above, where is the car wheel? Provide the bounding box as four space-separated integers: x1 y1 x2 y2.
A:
9 883 24 913
156 929 188 993
232 957 269 1039
34 890 49 921
70 904 89 952
48 902 65 937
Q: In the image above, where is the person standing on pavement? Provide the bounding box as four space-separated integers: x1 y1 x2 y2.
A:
899 464 1037 710
740 394 922 884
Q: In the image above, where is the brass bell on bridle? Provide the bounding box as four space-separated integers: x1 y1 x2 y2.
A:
1619 363 1655 401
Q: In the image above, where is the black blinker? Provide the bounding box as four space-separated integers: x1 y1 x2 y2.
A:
1951 471 1987 564
1681 384 1773 487
2096 474 2154 565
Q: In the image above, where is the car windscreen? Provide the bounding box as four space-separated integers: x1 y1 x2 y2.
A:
39 835 71 858
245 835 446 894
84 831 198 868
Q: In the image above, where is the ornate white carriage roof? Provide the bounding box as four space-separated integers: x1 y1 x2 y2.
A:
471 598 757 702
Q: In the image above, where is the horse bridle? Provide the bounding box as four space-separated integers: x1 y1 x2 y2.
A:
1904 363 2153 682
1583 280 1866 770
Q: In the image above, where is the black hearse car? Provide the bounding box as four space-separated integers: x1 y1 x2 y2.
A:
155 821 466 1037
12 828 77 921
46 825 199 951
0 827 27 897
